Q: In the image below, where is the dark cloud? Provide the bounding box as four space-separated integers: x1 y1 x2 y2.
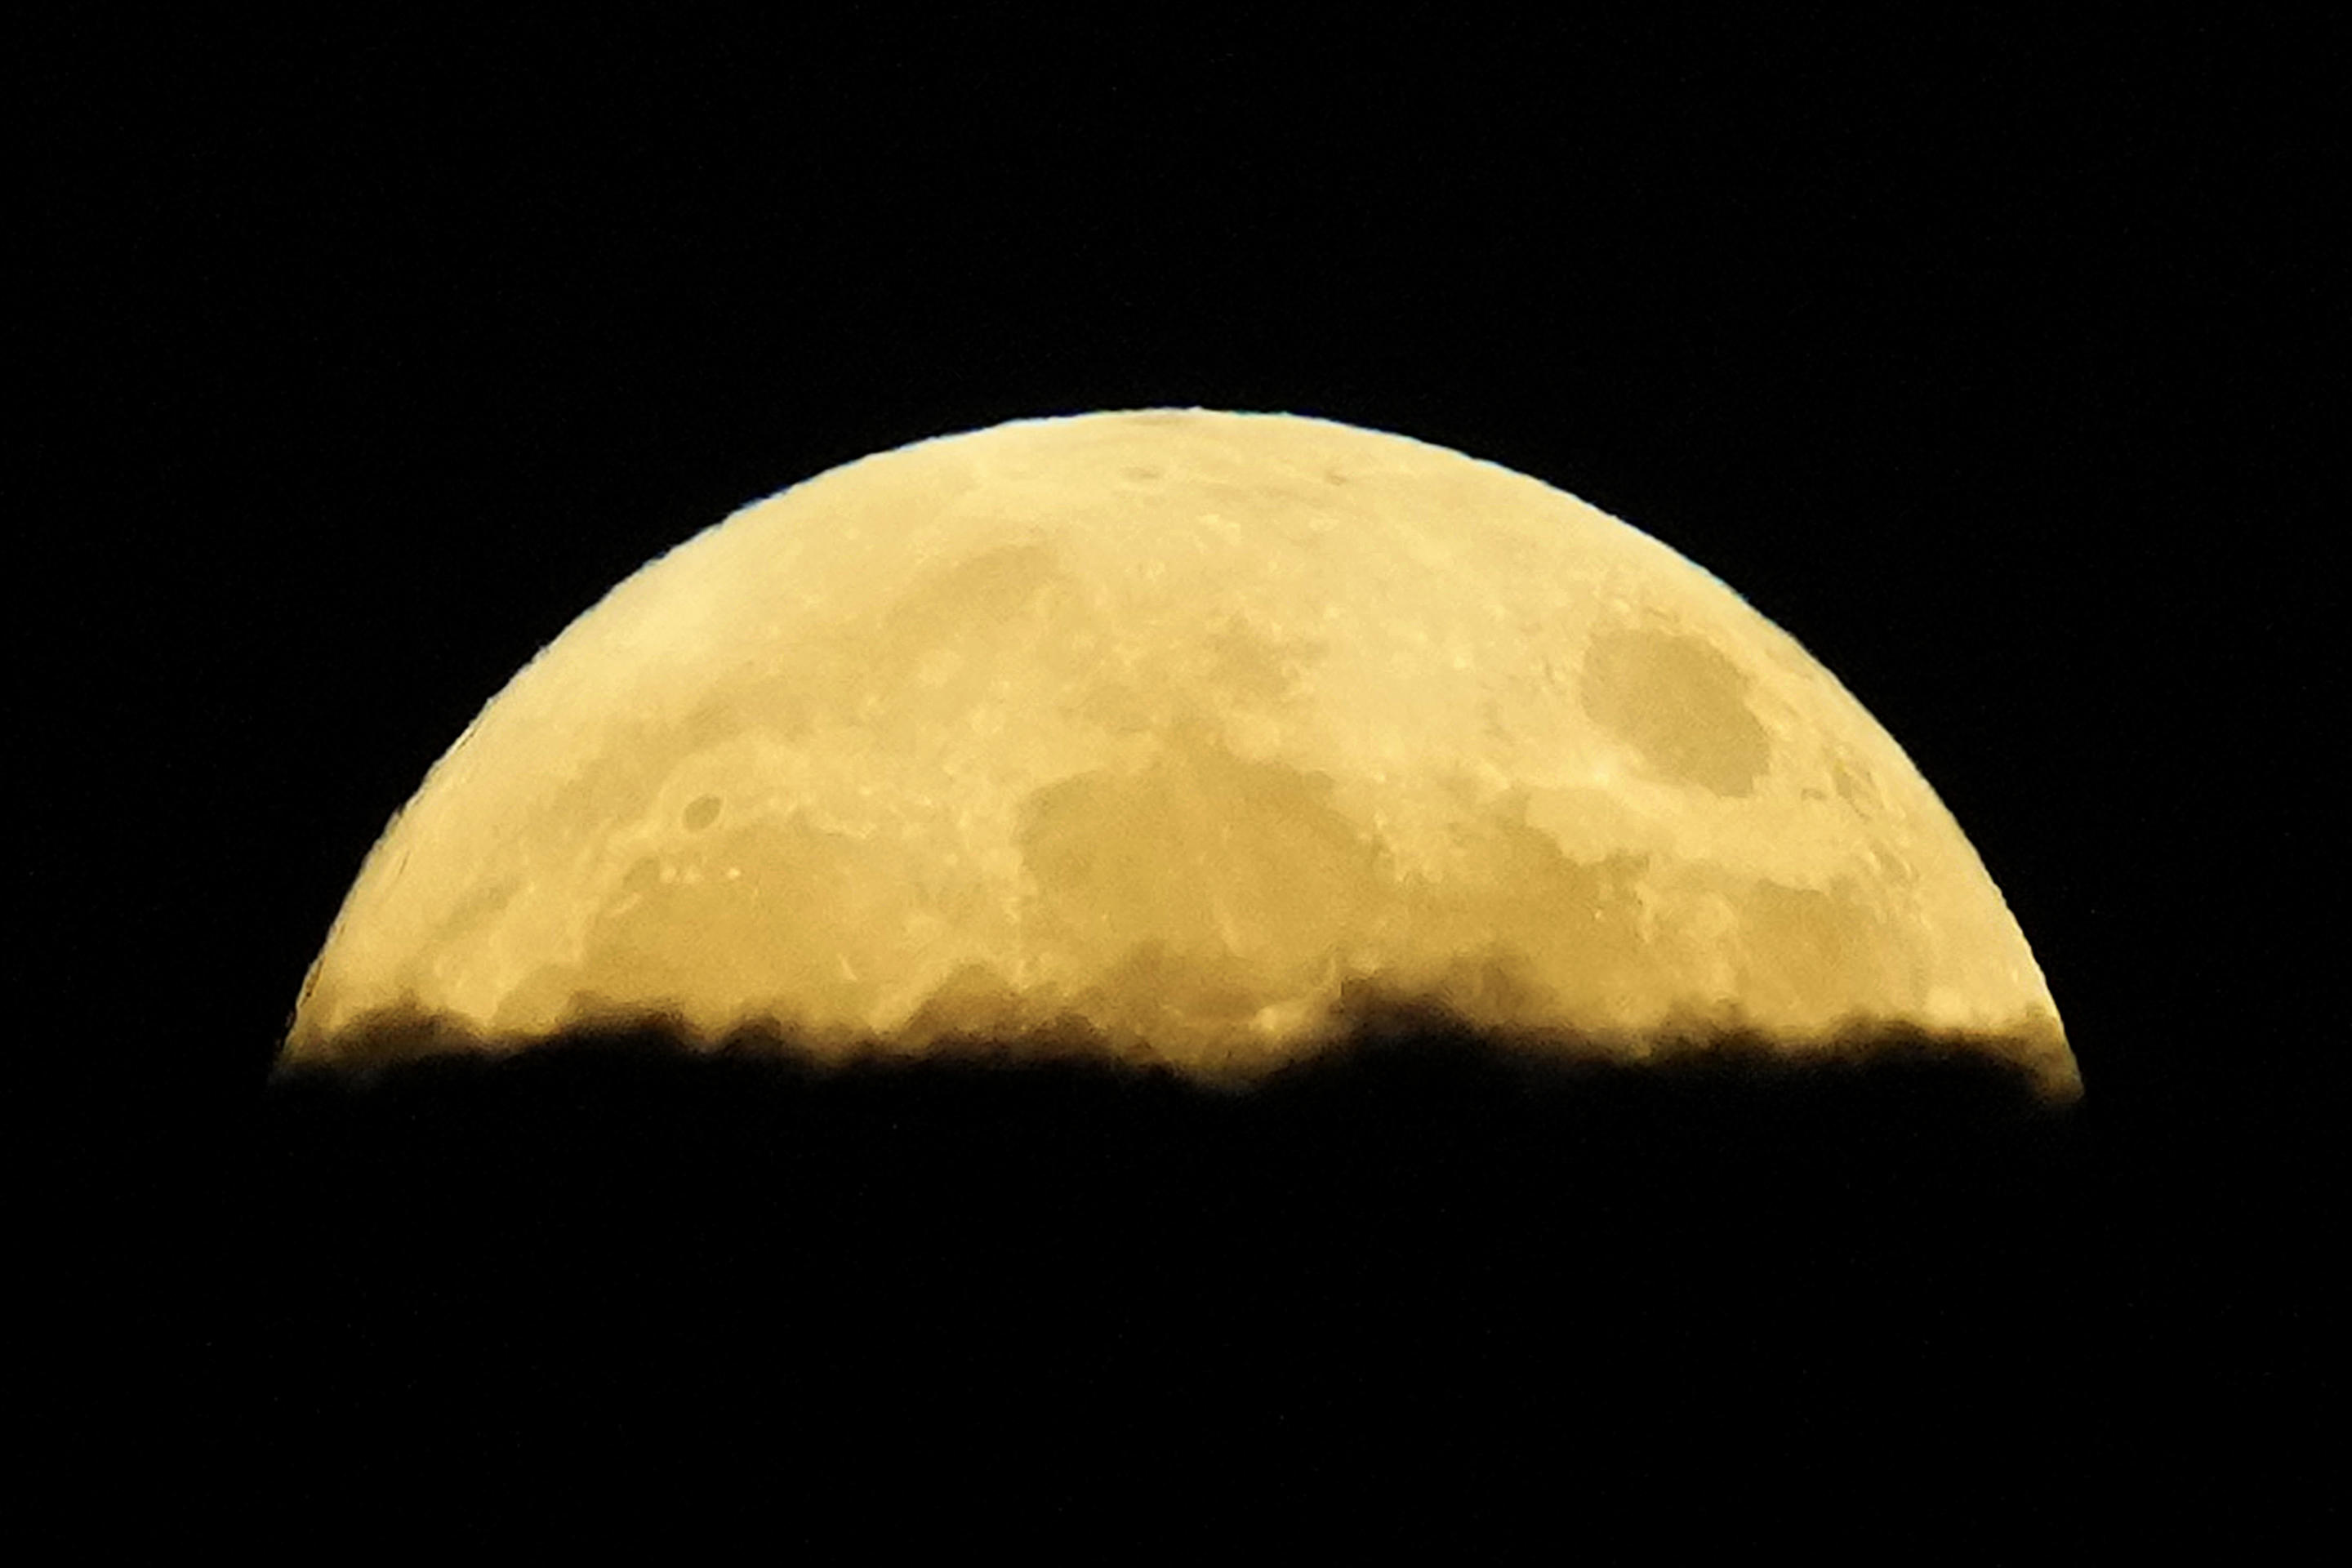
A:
209 1013 2109 1512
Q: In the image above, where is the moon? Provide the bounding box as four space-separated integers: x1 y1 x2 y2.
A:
287 410 2075 1097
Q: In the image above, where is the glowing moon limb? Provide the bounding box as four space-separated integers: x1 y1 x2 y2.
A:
289 410 2074 1098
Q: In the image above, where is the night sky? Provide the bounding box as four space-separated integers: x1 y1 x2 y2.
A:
23 14 2328 1545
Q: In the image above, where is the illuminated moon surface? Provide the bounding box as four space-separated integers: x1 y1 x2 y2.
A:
288 410 2075 1096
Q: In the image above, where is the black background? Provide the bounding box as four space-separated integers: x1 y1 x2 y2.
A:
20 12 2331 1546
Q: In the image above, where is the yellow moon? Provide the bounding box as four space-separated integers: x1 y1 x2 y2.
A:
287 410 2074 1097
